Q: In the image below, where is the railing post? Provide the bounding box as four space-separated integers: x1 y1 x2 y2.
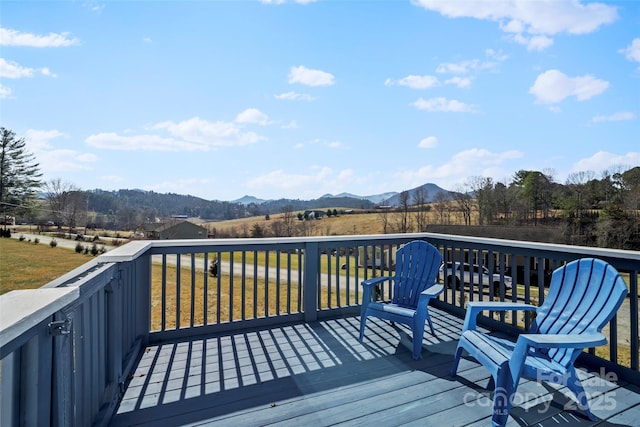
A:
134 256 151 345
303 241 319 322
23 323 52 426
103 272 123 421
1 351 19 426
51 310 73 427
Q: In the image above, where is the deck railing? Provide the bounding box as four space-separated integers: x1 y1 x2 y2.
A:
1 233 638 427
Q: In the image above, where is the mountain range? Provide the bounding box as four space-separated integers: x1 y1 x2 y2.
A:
232 183 450 206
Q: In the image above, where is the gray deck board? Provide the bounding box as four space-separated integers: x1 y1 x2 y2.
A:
109 308 640 427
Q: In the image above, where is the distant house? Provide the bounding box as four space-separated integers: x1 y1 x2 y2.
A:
303 210 325 220
142 220 208 240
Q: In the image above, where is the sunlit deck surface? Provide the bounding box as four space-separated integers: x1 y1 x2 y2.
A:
109 307 640 427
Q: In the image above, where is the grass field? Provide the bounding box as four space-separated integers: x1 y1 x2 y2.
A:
0 238 95 295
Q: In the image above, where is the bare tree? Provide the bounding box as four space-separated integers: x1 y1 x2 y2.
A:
565 170 596 218
391 191 413 233
452 185 473 226
433 191 449 224
413 187 429 232
281 205 297 237
377 207 390 234
43 179 85 230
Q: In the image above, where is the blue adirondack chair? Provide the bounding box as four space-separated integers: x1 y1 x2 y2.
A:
450 258 628 427
359 240 443 360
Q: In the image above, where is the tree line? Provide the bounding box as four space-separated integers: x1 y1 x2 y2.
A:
379 167 639 250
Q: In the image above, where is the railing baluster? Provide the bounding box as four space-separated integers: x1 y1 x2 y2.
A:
161 254 167 331
203 252 209 326
176 254 181 330
190 253 196 328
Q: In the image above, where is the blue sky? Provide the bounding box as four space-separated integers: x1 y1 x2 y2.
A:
1 0 639 201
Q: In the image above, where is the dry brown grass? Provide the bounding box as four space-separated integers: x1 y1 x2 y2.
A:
0 238 93 295
205 209 463 237
149 263 356 331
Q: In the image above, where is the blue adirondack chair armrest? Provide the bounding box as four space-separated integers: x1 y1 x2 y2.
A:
416 282 444 307
509 332 608 385
462 301 538 331
515 332 607 349
361 276 394 303
361 276 394 288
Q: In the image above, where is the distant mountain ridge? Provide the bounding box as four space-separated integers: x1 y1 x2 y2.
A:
83 183 452 223
234 183 450 206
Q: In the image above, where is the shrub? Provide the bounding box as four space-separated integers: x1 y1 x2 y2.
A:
33 237 39 245
19 234 25 241
50 239 58 248
75 242 84 253
90 243 99 256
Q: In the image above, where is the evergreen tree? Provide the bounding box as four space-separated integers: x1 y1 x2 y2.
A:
0 128 42 232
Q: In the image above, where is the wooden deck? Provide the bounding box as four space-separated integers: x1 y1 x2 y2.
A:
109 307 640 427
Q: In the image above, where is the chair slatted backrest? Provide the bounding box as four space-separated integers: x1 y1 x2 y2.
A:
530 258 628 367
392 241 442 309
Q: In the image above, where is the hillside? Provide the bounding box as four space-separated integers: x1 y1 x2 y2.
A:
83 183 452 223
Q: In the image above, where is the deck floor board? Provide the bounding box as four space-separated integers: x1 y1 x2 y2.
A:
109 308 640 427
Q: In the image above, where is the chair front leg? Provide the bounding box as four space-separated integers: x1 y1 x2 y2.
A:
566 367 596 420
492 362 515 427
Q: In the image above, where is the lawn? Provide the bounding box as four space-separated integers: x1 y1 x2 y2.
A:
0 238 95 295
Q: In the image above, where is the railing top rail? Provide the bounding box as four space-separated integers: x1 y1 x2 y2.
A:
0 287 79 357
97 232 640 263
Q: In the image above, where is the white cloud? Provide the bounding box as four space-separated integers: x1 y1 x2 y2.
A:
0 28 80 47
0 58 55 79
445 76 473 88
0 83 11 99
25 129 98 173
236 108 270 125
83 1 105 13
591 112 636 123
246 166 352 197
526 35 554 51
152 116 264 146
413 0 617 51
411 97 476 113
86 116 265 151
394 148 523 189
86 133 205 151
436 60 479 74
288 65 335 86
25 129 66 149
529 69 609 104
619 38 640 67
571 151 640 174
436 56 502 75
485 48 508 61
275 91 315 101
385 75 440 89
418 136 438 148
143 37 153 43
